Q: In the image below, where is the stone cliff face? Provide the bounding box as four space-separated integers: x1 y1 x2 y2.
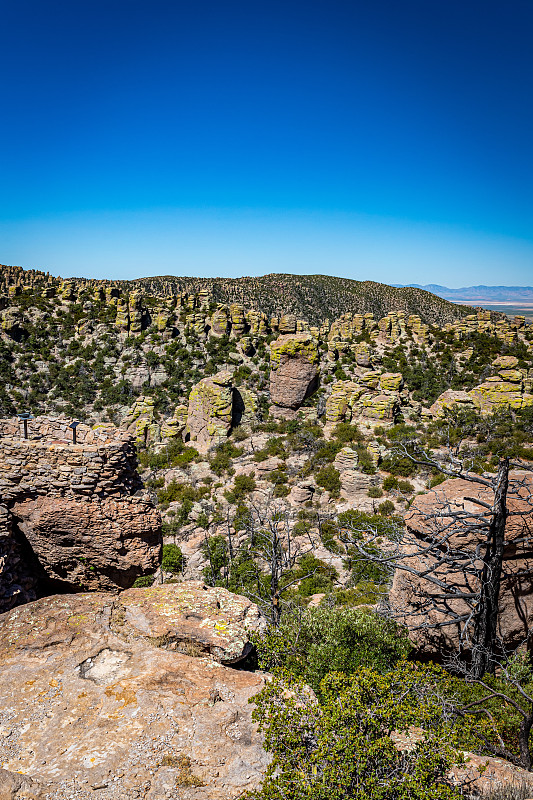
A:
0 417 161 612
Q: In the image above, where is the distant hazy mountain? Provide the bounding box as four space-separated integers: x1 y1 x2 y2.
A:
394 284 533 302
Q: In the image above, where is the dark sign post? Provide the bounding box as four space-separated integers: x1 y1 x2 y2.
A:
17 412 33 439
69 420 80 444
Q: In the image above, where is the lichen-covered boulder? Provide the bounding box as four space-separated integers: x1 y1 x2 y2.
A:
117 581 265 663
379 372 403 392
278 313 297 334
211 305 229 336
429 390 476 417
121 396 160 444
269 333 319 412
115 297 130 331
334 446 359 471
0 586 269 799
360 392 398 421
233 386 258 426
161 404 188 439
325 381 365 426
186 371 233 453
0 308 25 340
468 374 533 413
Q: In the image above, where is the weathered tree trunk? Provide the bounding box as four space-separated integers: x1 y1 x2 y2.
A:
471 457 509 678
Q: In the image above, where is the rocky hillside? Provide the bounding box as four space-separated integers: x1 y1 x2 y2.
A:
2 261 533 797
1 263 484 326
131 272 480 326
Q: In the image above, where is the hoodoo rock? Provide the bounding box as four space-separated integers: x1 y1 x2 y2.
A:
0 586 269 799
269 333 319 416
186 371 234 453
389 472 533 655
0 417 161 612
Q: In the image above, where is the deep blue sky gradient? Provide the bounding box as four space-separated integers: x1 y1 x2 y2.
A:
1 0 532 285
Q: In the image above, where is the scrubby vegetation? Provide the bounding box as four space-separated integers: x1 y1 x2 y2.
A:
3 263 533 796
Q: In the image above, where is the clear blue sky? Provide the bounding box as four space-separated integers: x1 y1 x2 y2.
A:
1 0 532 286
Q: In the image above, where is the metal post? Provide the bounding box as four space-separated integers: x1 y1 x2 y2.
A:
69 421 80 445
23 419 28 439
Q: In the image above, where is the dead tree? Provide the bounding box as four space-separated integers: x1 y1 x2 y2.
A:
341 439 533 678
232 492 319 626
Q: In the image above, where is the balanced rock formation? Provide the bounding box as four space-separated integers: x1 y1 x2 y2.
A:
0 584 269 799
186 371 234 453
269 333 319 417
0 417 161 612
389 472 533 655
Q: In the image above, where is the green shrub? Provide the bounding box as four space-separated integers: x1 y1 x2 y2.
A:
315 466 341 498
202 535 228 585
398 479 415 493
254 605 412 692
367 486 383 498
161 544 184 574
382 475 399 491
247 663 462 800
132 575 155 588
377 500 395 516
381 454 417 477
295 554 338 597
227 474 256 503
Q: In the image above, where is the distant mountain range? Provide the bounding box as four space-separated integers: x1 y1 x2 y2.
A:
394 284 533 302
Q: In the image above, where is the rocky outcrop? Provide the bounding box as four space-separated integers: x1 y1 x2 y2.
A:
325 372 403 432
389 472 533 655
269 333 319 417
0 586 269 799
0 417 161 612
430 357 533 417
0 769 45 799
186 371 234 453
116 581 265 663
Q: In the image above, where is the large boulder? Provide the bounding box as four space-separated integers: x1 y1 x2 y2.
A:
0 585 269 799
116 581 266 664
324 373 402 433
186 371 234 453
269 334 319 414
9 495 161 594
0 418 162 610
389 472 533 655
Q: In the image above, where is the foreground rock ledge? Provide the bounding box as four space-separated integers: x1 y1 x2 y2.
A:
0 584 269 800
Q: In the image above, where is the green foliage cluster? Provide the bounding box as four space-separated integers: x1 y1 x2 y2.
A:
161 543 184 574
247 663 462 800
253 605 412 692
138 439 198 469
209 441 243 475
315 465 341 497
225 473 256 504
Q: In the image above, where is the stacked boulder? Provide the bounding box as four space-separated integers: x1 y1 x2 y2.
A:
269 333 319 418
325 371 403 433
0 416 161 612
